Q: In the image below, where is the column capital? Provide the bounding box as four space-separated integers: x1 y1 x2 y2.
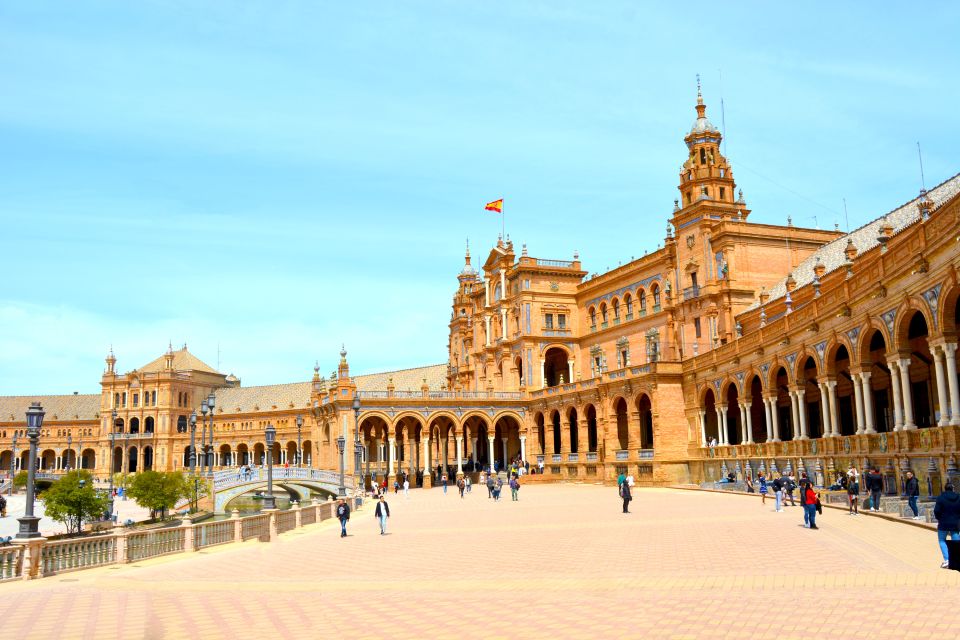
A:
941 341 959 355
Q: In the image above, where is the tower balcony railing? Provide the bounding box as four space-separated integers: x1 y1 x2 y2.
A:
536 259 575 268
683 285 700 300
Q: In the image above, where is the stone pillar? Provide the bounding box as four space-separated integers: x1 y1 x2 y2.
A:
422 437 430 475
568 360 575 384
933 345 950 427
795 389 809 440
745 402 755 444
455 436 464 474
387 437 396 477
898 358 916 430
485 315 491 347
770 396 781 442
540 358 546 389
943 342 960 426
698 410 707 446
818 382 831 438
715 407 725 445
861 371 876 433
501 437 508 466
762 399 772 442
487 435 496 470
852 372 865 434
828 380 840 437
720 405 729 445
519 435 527 461
888 360 904 430
471 438 477 464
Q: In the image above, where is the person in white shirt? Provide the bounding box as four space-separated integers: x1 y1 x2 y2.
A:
626 475 635 487
402 478 409 498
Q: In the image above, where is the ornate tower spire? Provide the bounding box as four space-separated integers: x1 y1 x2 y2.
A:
105 346 116 374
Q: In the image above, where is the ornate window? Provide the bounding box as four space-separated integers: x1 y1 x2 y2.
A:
625 294 633 315
652 284 661 307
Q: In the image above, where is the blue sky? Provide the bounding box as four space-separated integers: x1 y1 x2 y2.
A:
1 1 958 394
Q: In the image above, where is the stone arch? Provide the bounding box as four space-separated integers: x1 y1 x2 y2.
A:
699 383 718 407
356 410 394 427
583 403 599 452
719 378 740 401
391 411 428 429
636 393 653 449
613 396 629 450
534 411 546 455
937 280 960 338
894 299 934 351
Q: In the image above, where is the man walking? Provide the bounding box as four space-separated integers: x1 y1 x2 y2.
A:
621 479 632 513
905 470 921 520
487 473 495 499
865 467 883 512
403 477 410 499
441 472 448 494
336 498 351 538
510 475 520 501
771 474 784 512
934 482 960 569
847 474 859 515
375 495 390 535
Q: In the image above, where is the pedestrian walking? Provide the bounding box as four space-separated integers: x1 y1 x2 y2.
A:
785 474 797 507
441 473 448 494
771 474 784 512
803 484 819 530
905 471 921 520
799 475 813 526
486 474 495 499
621 480 632 513
865 467 883 512
617 472 626 493
758 472 768 505
336 498 351 538
934 482 960 569
465 475 471 493
457 476 465 498
393 479 399 494
403 477 410 499
510 475 520 501
494 476 503 501
847 476 859 515
375 495 390 535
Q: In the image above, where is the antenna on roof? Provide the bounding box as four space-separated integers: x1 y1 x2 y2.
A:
718 69 727 158
917 141 927 191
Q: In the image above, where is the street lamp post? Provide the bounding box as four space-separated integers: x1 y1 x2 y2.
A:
16 402 44 539
199 400 208 476
189 411 198 512
295 415 303 468
336 435 346 497
107 410 117 521
206 393 215 471
9 432 17 496
352 394 362 488
263 424 277 510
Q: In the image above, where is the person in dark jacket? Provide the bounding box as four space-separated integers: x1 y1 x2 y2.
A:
904 471 921 520
934 483 960 568
336 498 351 538
865 468 884 512
374 495 391 535
621 481 632 513
771 475 784 512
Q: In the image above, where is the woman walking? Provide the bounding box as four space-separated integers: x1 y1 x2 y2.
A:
758 472 768 505
847 475 859 515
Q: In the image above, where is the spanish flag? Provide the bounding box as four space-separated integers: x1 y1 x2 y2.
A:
485 199 503 214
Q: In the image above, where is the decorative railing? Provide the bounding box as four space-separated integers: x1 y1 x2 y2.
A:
0 547 22 582
127 528 184 561
683 285 700 300
428 391 457 399
536 259 575 268
357 391 389 399
568 453 579 462
638 449 655 459
543 329 572 336
493 391 522 399
615 450 629 461
551 454 562 463
241 514 269 541
276 510 297 534
195 521 233 549
40 536 117 576
213 467 344 490
586 452 598 462
392 391 420 398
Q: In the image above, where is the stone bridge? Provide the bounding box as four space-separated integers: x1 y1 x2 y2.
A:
212 468 353 514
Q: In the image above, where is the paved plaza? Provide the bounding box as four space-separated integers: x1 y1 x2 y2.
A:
0 484 957 639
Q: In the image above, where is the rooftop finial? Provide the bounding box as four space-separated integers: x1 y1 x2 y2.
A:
340 344 347 360
465 238 470 258
696 73 702 104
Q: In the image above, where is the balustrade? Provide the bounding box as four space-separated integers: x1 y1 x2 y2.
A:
276 510 297 534
40 536 117 575
0 546 22 581
195 521 234 549
127 528 184 562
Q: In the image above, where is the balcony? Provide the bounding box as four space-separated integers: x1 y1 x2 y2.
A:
601 322 609 329
543 329 572 337
615 450 629 461
567 452 579 462
625 313 633 321
638 449 654 459
536 259 575 268
586 452 598 462
683 285 700 300
613 317 621 326
551 454 562 463
653 304 661 313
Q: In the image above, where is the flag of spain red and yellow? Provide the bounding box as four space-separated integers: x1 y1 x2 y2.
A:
485 199 503 213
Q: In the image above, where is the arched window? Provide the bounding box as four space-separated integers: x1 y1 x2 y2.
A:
639 289 647 312
494 283 502 302
589 307 596 327
114 393 120 408
600 303 608 323
625 294 633 316
612 298 620 320
652 284 661 308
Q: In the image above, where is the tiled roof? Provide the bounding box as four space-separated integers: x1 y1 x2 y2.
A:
213 363 448 415
751 172 960 310
0 394 100 423
138 347 221 374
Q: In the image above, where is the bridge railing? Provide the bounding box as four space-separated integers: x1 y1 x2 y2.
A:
9 495 358 581
213 467 348 491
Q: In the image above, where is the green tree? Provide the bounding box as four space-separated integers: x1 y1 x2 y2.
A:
12 470 27 490
41 470 109 535
127 471 192 520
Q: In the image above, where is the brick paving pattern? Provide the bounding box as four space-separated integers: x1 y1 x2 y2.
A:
1 485 957 639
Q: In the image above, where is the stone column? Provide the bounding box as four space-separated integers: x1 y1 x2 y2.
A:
568 360 575 384
698 410 707 446
720 405 729 445
387 437 396 477
770 396 781 442
540 358 546 389
943 342 960 426
421 437 430 475
519 435 527 461
828 380 840 437
471 438 477 465
485 315 491 347
818 382 831 437
715 407 725 445
487 435 495 470
763 399 773 442
852 372 865 434
442 437 449 473
861 371 876 433
795 389 809 440
501 438 508 466
455 436 464 474
933 345 950 427
745 402 755 444
898 358 916 430
888 360 904 431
